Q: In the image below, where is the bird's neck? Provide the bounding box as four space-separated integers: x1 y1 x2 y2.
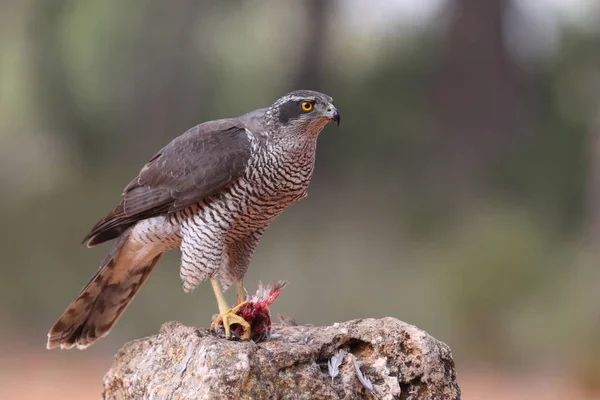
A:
267 131 319 157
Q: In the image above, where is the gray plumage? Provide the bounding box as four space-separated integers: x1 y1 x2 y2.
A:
47 90 340 349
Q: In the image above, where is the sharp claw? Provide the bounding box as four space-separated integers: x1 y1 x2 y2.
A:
210 301 252 340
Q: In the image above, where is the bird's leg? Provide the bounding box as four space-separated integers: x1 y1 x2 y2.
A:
235 278 246 305
209 278 251 340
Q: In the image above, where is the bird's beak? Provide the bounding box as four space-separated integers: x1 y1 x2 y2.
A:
325 104 340 126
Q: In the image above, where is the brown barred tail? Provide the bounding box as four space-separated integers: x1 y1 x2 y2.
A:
47 232 161 349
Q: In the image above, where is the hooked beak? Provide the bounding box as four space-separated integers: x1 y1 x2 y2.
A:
325 104 340 126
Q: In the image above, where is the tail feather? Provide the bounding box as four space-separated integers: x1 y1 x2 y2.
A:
47 232 162 349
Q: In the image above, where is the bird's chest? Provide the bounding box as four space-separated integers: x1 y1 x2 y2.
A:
252 148 315 202
200 140 316 238
223 148 312 223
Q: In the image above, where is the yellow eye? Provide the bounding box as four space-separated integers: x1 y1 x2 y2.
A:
301 101 313 112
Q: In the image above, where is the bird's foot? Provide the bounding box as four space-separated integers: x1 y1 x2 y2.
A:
210 301 252 340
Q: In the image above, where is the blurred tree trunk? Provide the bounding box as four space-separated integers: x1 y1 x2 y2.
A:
31 0 108 165
31 0 213 167
291 0 332 91
584 109 600 238
427 0 533 352
577 106 600 394
126 0 211 156
429 0 531 193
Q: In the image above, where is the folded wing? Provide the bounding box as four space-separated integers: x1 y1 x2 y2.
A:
84 120 253 246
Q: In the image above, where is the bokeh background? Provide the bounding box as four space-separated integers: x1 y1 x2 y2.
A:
1 0 599 398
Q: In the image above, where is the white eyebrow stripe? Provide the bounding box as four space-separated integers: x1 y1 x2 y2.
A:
285 96 312 102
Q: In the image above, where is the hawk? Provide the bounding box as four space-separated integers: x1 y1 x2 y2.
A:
47 90 340 349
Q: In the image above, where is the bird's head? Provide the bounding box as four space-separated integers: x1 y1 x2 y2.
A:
267 90 340 138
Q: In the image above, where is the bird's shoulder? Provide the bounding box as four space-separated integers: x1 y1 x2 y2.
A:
125 116 261 193
162 109 268 155
235 107 268 138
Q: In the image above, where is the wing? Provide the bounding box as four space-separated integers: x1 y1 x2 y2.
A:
84 119 253 246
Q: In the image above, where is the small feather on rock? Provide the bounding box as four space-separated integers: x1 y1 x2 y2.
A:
179 343 194 375
327 349 346 382
350 353 379 399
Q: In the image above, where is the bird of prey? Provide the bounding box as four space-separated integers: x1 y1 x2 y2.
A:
47 90 340 349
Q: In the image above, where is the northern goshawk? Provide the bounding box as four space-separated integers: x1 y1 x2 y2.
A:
47 90 340 349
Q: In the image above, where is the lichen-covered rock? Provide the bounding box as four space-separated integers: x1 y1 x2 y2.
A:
102 318 460 399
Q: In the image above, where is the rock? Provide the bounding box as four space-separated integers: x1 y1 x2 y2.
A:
102 318 460 399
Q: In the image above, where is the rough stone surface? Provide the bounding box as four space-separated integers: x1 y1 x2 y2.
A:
102 318 460 399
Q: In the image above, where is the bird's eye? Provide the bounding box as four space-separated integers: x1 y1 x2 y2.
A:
301 101 313 112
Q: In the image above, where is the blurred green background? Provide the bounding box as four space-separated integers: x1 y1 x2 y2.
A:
1 0 600 398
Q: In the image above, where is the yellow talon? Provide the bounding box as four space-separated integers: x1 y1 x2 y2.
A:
209 278 251 340
210 301 252 340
